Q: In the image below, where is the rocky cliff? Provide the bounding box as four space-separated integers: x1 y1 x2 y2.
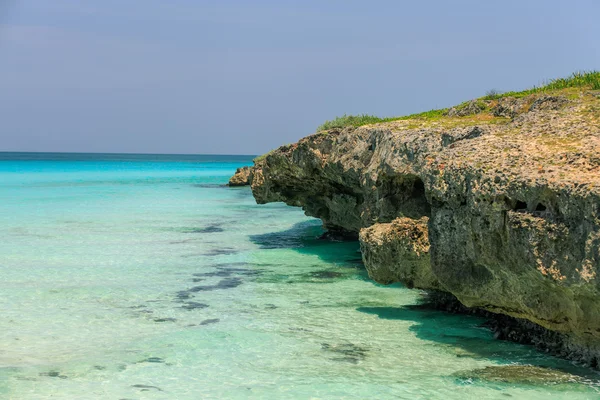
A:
249 83 600 365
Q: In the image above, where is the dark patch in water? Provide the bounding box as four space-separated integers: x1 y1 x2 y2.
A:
194 267 264 278
177 277 243 300
93 365 106 370
139 357 164 363
188 278 243 292
39 371 68 379
175 291 192 300
203 248 238 256
211 262 250 268
217 267 264 276
309 270 344 279
131 384 163 391
184 224 224 234
181 302 209 311
170 238 200 244
249 231 306 250
153 318 177 323
331 356 360 364
200 318 220 326
346 257 364 265
264 304 278 309
193 270 235 278
192 278 205 282
321 343 368 363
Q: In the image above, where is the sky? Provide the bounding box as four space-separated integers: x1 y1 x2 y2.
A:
0 0 598 155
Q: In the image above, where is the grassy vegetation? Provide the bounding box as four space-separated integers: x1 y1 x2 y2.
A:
254 150 274 163
495 70 600 98
316 71 600 131
317 109 448 131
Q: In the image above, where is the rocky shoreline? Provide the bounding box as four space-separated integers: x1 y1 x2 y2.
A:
235 84 600 367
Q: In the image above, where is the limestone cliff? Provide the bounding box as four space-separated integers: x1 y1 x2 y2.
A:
250 84 600 363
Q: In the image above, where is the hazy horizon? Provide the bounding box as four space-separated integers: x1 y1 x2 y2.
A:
1 0 598 155
0 150 258 156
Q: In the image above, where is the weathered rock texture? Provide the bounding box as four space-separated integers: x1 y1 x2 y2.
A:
228 166 253 186
250 88 600 362
360 217 437 290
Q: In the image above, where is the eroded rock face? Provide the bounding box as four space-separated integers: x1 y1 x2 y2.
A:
250 91 600 356
228 166 253 186
359 217 437 290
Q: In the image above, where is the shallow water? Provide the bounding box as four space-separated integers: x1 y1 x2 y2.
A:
0 152 598 399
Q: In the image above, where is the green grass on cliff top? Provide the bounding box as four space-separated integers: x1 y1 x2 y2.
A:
316 71 600 132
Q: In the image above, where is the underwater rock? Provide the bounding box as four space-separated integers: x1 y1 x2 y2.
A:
199 318 220 325
131 384 163 391
454 365 583 386
181 302 209 311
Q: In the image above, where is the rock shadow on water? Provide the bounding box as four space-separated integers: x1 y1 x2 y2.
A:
356 305 600 387
249 220 362 266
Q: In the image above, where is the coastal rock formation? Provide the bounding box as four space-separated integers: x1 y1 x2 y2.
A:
359 217 437 290
250 87 600 362
228 166 253 186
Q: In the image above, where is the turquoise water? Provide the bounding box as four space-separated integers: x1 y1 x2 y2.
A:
0 152 598 399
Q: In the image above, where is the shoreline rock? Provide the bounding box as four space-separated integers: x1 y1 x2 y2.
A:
249 88 600 367
228 166 253 186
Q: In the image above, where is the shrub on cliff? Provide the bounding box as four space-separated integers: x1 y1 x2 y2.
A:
317 114 390 131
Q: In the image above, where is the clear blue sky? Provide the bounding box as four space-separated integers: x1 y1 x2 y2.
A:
1 0 598 155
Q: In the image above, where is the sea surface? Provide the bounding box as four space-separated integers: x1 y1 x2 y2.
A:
0 152 598 399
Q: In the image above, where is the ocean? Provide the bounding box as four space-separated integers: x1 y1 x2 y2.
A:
0 152 598 399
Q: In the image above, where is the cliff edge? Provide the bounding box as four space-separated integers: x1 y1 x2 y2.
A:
249 73 600 365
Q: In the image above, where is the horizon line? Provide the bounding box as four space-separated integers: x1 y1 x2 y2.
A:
0 150 259 157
